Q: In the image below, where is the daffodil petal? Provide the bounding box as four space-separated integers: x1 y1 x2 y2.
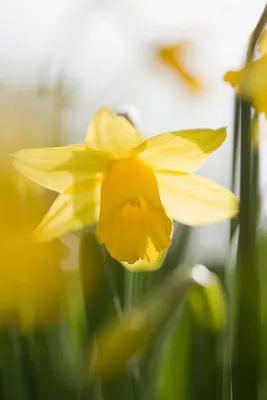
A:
156 171 238 226
121 246 168 272
85 108 145 157
65 177 103 194
137 128 226 173
239 56 267 114
224 70 242 89
224 56 267 114
11 144 109 193
258 28 267 56
34 180 101 242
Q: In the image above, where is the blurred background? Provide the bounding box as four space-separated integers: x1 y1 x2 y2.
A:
1 0 267 262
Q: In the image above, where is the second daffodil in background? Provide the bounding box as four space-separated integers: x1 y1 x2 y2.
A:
224 28 267 117
12 108 238 268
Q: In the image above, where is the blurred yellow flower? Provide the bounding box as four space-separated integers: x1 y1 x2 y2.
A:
0 166 66 329
224 55 267 117
0 87 73 329
12 108 238 268
157 42 202 92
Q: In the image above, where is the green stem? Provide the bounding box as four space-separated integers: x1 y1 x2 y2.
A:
124 271 143 310
190 323 222 400
0 331 29 400
233 100 260 399
247 4 267 60
231 4 267 397
230 96 241 241
231 96 241 194
251 114 260 247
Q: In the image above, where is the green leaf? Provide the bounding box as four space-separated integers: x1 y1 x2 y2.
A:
157 307 191 400
187 270 226 332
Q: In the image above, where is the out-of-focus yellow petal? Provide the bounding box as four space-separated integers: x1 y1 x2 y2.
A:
224 56 267 114
156 171 239 226
137 128 226 173
242 55 267 114
224 70 243 89
258 28 267 56
157 42 202 92
85 108 145 157
11 144 109 193
0 227 64 328
97 157 172 264
0 166 67 328
34 179 101 242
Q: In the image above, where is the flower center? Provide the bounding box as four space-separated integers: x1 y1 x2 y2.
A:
96 157 172 264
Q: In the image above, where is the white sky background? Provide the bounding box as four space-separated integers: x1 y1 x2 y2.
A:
1 0 267 262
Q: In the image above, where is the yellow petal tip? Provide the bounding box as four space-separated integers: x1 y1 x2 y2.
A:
216 127 227 141
223 70 240 88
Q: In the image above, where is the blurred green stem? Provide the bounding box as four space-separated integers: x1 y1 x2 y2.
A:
124 271 139 310
251 114 260 244
190 323 222 400
0 332 29 400
231 96 240 194
233 99 260 398
232 6 267 398
230 96 240 240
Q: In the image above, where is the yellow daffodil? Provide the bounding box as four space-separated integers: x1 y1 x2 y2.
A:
12 108 238 267
224 54 267 117
157 42 202 92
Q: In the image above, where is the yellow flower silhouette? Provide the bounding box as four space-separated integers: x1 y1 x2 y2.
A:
157 42 202 92
12 108 238 268
224 54 267 117
0 167 66 329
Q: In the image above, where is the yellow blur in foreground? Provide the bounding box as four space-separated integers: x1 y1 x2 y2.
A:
12 108 238 269
157 42 202 92
0 170 66 329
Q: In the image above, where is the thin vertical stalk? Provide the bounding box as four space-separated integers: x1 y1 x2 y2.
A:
230 96 240 240
233 100 260 399
251 114 260 247
231 96 241 194
232 6 267 398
